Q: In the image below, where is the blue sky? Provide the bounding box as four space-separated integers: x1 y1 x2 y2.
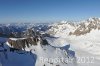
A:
0 0 100 23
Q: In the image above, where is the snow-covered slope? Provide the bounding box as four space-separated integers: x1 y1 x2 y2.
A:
0 28 76 66
0 17 100 66
48 17 100 37
47 17 100 66
0 37 76 66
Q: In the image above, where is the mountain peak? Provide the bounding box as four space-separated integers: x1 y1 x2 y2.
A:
87 17 100 22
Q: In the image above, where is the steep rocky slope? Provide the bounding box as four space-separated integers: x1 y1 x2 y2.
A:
0 28 76 66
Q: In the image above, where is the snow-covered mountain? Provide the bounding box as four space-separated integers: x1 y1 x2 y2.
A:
47 17 100 66
0 28 76 66
0 23 50 37
48 17 100 36
0 17 100 66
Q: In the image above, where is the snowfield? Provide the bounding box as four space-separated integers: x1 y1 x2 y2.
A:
0 17 100 66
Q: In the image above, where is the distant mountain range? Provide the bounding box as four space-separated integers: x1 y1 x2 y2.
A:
0 17 100 66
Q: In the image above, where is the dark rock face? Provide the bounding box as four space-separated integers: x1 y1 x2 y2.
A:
41 39 49 45
7 36 49 50
23 29 36 37
2 25 49 50
8 37 38 50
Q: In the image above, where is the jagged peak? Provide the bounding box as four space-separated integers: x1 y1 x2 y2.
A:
86 17 100 22
48 17 100 36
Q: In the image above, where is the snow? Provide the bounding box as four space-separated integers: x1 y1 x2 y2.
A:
0 51 36 66
0 63 2 66
1 19 100 66
46 37 69 47
0 37 8 43
47 20 100 66
28 39 76 66
67 29 100 56
9 38 26 41
0 36 76 66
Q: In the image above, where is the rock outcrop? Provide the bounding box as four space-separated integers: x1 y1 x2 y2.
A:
7 36 48 50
